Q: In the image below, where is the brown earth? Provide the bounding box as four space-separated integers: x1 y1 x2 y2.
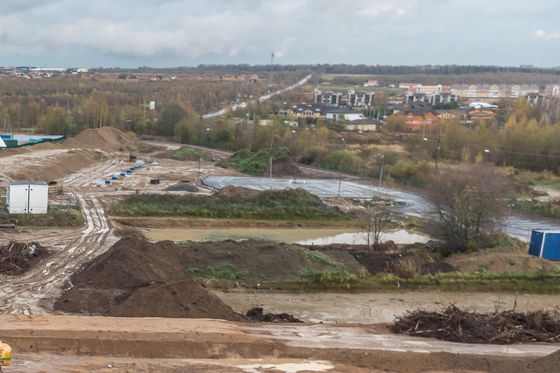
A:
270 156 299 176
215 185 260 199
181 239 361 283
54 237 244 321
448 245 560 274
315 244 455 277
8 149 101 181
63 127 136 152
108 280 245 321
0 315 556 373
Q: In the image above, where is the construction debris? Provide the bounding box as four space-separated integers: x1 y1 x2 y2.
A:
0 241 47 275
246 307 303 323
391 305 560 344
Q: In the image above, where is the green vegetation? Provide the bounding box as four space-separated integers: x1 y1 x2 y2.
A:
110 189 347 221
219 147 290 176
511 200 560 220
301 268 359 286
271 271 560 293
0 206 84 227
186 263 239 281
171 146 207 161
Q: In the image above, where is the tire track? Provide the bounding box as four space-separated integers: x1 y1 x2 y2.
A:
0 194 117 315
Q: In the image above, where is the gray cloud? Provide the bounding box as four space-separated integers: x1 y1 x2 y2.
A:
0 0 558 67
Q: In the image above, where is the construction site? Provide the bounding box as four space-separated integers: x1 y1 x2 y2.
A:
0 127 559 373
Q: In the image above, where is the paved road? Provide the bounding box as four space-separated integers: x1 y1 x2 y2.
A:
201 74 312 119
203 175 560 241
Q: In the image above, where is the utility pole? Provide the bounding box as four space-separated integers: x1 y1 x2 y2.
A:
434 134 442 173
378 154 385 191
337 171 342 198
197 156 202 183
268 52 274 89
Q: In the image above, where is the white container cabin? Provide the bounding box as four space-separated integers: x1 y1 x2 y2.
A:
6 181 48 214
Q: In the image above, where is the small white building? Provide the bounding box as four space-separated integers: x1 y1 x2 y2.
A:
6 181 48 214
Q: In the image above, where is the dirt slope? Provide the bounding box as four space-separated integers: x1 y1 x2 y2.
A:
55 237 243 321
63 127 136 152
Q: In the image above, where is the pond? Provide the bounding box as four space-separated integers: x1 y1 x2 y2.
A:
144 227 430 245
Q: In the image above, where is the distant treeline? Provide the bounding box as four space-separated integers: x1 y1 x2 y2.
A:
93 64 560 76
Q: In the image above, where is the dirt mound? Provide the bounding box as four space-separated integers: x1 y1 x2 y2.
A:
182 240 355 283
8 149 100 182
532 350 560 373
271 157 299 177
352 251 454 277
63 127 136 152
246 307 302 323
108 279 244 321
55 237 243 321
0 241 47 275
215 185 260 198
65 237 185 289
392 305 560 344
165 181 199 192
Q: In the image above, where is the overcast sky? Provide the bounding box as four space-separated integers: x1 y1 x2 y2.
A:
1 0 559 68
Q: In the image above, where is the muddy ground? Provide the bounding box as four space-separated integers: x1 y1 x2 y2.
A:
216 291 560 324
1 315 559 373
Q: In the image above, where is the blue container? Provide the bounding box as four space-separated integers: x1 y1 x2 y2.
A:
126 169 132 174
104 180 111 185
111 175 118 180
529 230 560 260
120 172 126 177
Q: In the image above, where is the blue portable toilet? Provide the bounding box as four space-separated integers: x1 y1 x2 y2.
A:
120 172 126 177
104 180 111 185
529 230 560 260
126 169 133 174
111 175 118 180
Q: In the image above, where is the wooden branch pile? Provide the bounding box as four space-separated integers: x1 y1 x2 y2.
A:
391 305 560 344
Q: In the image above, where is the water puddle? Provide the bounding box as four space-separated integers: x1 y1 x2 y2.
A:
144 228 429 245
237 360 334 373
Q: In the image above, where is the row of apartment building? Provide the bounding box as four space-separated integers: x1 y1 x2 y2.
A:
314 90 375 108
400 83 560 99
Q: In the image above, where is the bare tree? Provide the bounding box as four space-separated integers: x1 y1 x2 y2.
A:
426 164 510 252
362 201 389 249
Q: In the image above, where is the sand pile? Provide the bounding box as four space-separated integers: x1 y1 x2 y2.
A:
54 237 243 321
8 150 100 181
215 185 260 198
0 241 47 275
63 127 136 152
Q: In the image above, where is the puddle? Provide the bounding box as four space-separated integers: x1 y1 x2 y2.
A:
237 360 334 373
144 228 429 245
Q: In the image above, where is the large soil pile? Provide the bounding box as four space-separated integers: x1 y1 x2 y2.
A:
0 241 47 275
8 150 99 181
54 237 244 321
63 127 136 152
182 239 357 283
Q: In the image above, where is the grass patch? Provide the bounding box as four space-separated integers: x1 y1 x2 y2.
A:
186 263 239 280
219 148 289 176
171 147 208 161
0 206 84 227
510 199 560 220
110 189 348 221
